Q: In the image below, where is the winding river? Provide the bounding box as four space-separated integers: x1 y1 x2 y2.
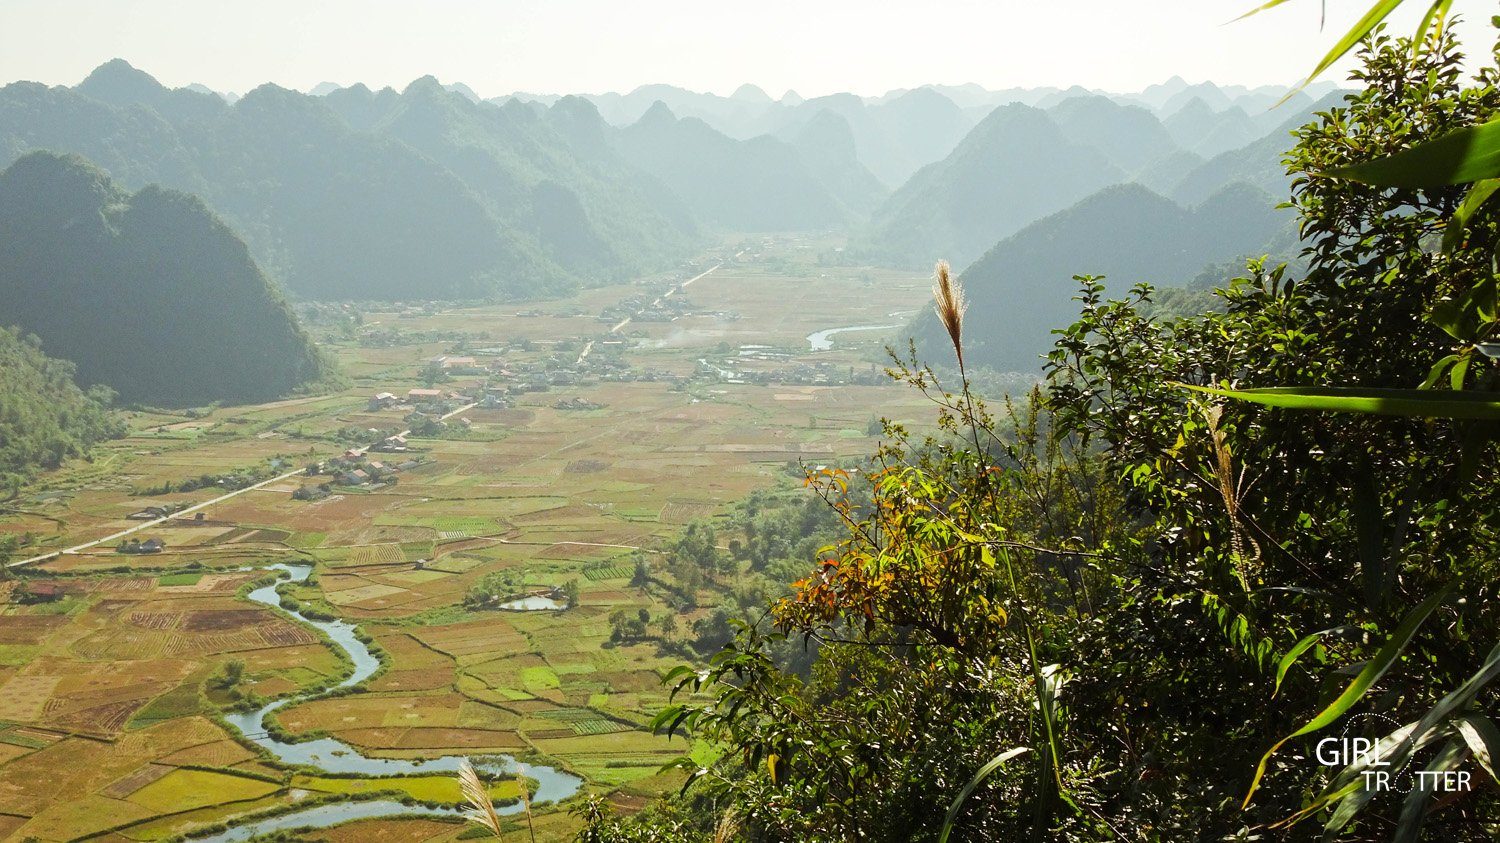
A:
806 323 901 351
195 564 582 841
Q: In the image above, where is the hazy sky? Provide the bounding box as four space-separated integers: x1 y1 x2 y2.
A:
0 1 1487 97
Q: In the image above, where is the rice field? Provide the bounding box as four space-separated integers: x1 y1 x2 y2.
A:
0 238 935 841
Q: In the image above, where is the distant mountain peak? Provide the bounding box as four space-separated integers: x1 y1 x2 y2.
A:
782 90 804 106
639 100 678 125
731 83 772 103
77 58 167 103
309 81 342 96
403 75 447 97
889 86 957 108
445 82 481 103
1168 96 1216 120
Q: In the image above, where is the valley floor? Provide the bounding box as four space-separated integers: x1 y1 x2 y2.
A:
0 236 935 842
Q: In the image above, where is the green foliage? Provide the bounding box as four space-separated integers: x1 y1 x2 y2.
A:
0 326 123 490
0 152 330 406
1043 28 1500 837
600 25 1500 843
462 570 527 611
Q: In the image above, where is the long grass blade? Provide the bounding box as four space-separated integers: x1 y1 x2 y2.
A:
1242 585 1454 807
1412 0 1454 57
1274 626 1354 697
938 747 1030 843
1231 0 1299 23
1178 383 1500 420
1393 739 1466 843
1454 714 1500 783
1298 0 1406 90
1334 116 1500 187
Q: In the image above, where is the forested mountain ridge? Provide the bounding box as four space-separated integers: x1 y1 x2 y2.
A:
853 103 1123 269
612 101 874 231
323 77 699 281
1168 90 1347 205
0 60 701 300
0 151 329 406
0 326 123 492
910 181 1289 371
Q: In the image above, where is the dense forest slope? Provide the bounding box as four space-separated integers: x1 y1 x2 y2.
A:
0 152 328 406
0 327 123 490
912 182 1289 371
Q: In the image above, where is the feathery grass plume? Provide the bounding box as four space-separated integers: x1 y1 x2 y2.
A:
932 260 966 366
517 762 536 843
459 759 502 837
713 807 742 843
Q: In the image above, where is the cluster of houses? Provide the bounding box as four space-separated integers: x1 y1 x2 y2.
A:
116 537 165 554
127 503 183 521
693 360 892 388
425 355 488 375
368 388 475 414
553 397 605 411
294 453 425 499
597 293 695 325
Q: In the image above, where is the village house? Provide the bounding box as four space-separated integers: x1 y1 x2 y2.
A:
118 538 165 554
372 433 408 453
427 355 477 369
408 388 444 403
368 391 399 411
127 505 172 520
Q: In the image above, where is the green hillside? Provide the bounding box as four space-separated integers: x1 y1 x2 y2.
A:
0 151 329 406
0 327 123 490
853 103 1124 269
912 181 1289 371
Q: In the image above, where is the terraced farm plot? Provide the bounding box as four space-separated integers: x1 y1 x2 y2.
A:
127 768 279 813
414 617 528 658
0 675 59 720
584 563 633 581
292 773 521 803
347 543 407 565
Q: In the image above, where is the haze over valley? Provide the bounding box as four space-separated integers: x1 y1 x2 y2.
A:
6 3 1494 840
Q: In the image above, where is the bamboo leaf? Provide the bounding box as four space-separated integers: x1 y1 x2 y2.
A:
1441 178 1500 251
1454 715 1500 783
1420 355 1460 389
1232 0 1299 23
1297 0 1407 93
1334 116 1500 187
1412 0 1454 58
1178 383 1500 420
1275 626 1354 697
1242 585 1454 807
938 747 1030 843
1394 739 1466 843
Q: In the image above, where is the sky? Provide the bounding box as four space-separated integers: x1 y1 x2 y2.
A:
0 1 1488 98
